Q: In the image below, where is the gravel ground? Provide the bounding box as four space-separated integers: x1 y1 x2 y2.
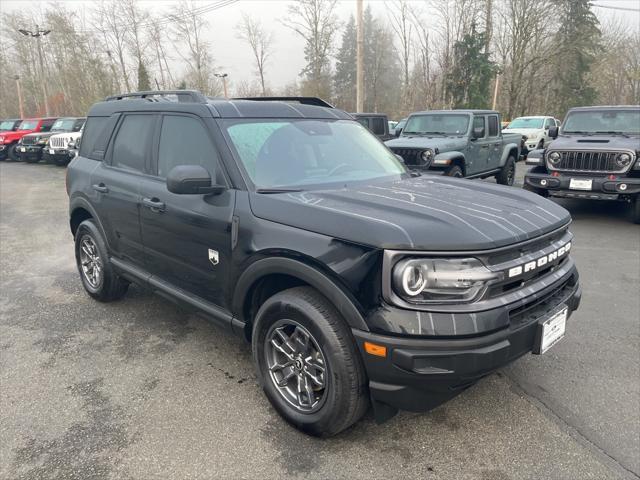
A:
1 161 638 480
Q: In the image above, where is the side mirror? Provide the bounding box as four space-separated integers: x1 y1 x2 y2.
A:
166 165 226 195
548 126 559 139
472 127 485 139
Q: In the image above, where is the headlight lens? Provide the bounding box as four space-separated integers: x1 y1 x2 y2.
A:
392 258 502 303
37 137 48 144
548 151 561 165
615 153 632 168
420 149 434 164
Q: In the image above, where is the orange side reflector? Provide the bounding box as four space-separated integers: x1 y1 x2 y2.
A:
364 342 387 357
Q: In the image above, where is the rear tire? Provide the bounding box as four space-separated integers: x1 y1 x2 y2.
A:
445 165 464 178
252 286 369 437
496 156 516 186
75 219 129 302
631 195 640 224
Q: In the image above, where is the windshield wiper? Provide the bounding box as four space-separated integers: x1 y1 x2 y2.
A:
256 188 304 194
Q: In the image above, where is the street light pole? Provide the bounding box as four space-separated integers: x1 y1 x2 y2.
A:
18 25 51 116
356 0 364 113
14 75 25 118
215 73 229 98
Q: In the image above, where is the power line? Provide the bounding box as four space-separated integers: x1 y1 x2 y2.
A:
591 3 640 12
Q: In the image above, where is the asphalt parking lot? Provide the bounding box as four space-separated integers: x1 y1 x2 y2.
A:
1 161 638 480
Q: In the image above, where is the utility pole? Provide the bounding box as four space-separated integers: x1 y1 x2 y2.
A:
215 73 229 98
14 75 25 118
492 72 500 111
18 25 51 116
356 0 364 113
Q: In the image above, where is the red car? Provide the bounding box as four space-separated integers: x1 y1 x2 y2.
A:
0 117 58 161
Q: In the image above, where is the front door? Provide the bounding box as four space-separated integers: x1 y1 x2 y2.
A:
468 115 490 175
139 114 234 308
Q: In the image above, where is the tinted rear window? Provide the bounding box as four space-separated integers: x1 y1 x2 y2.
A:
79 117 108 160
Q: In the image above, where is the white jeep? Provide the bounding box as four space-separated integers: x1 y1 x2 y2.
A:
44 118 85 166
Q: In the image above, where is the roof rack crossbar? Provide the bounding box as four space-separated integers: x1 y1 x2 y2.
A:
232 96 334 109
105 90 208 103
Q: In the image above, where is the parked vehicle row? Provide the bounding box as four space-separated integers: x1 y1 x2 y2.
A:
66 90 582 437
0 116 84 165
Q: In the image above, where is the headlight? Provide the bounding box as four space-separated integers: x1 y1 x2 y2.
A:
0 136 4 144
37 137 48 144
548 151 561 165
420 149 434 164
615 153 632 168
392 258 502 304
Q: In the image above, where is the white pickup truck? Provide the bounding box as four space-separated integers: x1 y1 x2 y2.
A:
503 116 560 152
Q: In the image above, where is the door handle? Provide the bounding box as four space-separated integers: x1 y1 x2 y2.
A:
92 183 108 193
480 145 490 149
142 197 166 212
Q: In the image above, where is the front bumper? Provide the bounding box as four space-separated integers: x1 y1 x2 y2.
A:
353 268 581 413
525 171 640 200
17 145 45 161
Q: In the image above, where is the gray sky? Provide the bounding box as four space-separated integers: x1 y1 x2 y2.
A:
1 0 638 91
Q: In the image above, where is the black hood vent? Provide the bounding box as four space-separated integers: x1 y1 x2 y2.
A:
576 139 609 143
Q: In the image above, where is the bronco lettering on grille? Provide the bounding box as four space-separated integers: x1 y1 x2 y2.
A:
507 241 571 278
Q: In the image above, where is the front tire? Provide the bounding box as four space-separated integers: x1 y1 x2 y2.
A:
496 156 516 186
252 287 368 437
75 219 128 302
445 165 464 178
7 144 19 161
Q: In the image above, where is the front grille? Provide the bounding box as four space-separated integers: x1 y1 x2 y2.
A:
49 136 67 148
509 277 576 328
21 136 37 145
389 147 429 167
549 150 630 173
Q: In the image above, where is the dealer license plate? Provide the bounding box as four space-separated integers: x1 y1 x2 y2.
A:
569 178 592 190
49 148 56 155
19 147 26 152
535 306 567 355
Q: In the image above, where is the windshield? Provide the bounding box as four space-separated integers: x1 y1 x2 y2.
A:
402 114 470 136
507 118 544 129
563 110 640 135
0 120 17 131
51 119 76 131
224 119 406 189
18 120 38 130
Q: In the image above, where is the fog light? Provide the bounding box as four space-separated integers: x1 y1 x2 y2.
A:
619 183 627 191
541 179 548 186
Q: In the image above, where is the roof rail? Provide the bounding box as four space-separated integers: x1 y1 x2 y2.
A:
105 90 208 103
232 96 334 109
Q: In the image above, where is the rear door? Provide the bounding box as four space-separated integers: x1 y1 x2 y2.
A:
139 113 235 307
90 113 157 264
486 114 502 167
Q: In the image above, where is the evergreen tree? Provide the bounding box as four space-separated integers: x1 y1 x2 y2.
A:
137 61 151 91
333 15 357 112
550 0 601 116
445 24 497 109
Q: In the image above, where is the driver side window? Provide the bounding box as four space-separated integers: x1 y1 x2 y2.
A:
156 115 221 178
473 116 486 137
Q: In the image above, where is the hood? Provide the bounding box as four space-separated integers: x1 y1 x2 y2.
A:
503 128 540 135
385 135 469 152
22 131 57 140
0 130 32 141
249 176 570 251
549 134 640 152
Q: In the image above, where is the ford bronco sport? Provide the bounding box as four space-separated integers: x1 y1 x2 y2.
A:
524 106 640 224
68 90 581 436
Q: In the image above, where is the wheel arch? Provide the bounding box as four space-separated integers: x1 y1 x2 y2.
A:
500 143 520 167
233 256 370 341
69 197 108 243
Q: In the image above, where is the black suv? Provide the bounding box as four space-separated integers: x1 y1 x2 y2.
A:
525 106 640 223
68 90 581 436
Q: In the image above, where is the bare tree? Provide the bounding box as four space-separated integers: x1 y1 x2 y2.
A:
387 0 412 108
236 13 274 95
94 0 132 91
282 0 340 98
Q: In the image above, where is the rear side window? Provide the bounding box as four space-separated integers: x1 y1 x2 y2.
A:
112 115 155 173
156 115 220 178
488 115 499 136
80 117 108 159
371 117 385 135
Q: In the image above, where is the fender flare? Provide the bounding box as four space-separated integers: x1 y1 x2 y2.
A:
433 151 465 171
232 256 370 331
499 143 520 167
69 196 110 247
